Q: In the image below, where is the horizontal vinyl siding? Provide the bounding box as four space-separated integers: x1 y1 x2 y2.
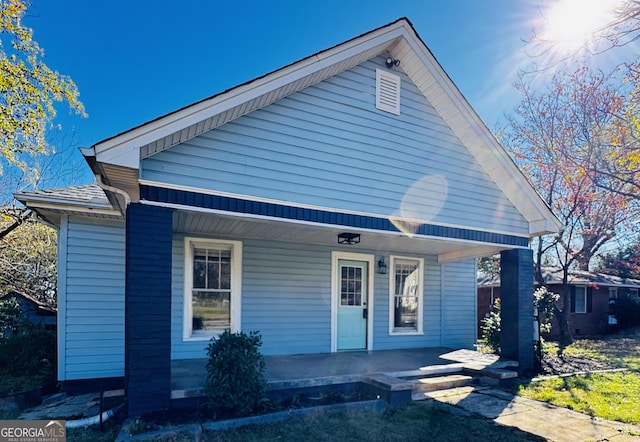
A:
142 57 528 235
442 259 477 348
64 217 125 379
171 233 453 359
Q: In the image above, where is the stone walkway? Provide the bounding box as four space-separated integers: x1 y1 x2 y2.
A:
422 386 640 441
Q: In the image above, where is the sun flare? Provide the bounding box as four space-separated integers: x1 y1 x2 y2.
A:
540 0 622 53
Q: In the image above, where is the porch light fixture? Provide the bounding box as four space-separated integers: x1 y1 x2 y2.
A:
338 232 360 245
385 56 400 68
377 257 387 275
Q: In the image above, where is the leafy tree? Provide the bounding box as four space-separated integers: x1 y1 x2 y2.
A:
503 65 639 349
0 217 56 304
0 0 85 173
595 240 640 279
1 0 86 242
0 295 20 340
478 255 500 280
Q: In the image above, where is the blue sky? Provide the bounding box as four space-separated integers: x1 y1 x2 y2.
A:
21 0 631 185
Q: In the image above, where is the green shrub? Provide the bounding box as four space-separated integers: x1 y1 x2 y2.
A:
612 293 640 330
534 286 559 334
204 330 267 419
0 329 57 394
481 299 501 353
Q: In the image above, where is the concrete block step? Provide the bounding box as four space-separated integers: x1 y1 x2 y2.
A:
463 365 518 380
411 374 474 393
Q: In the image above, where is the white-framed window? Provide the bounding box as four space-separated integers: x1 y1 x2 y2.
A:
388 256 424 335
609 288 618 300
631 288 639 298
574 286 587 314
183 238 242 340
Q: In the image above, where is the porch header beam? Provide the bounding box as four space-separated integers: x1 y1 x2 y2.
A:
140 184 528 248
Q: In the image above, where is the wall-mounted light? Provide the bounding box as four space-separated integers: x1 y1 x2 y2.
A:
377 257 388 274
338 232 361 245
385 56 400 68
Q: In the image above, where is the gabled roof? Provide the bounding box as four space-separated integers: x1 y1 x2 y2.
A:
82 17 560 238
1 291 57 315
478 267 640 288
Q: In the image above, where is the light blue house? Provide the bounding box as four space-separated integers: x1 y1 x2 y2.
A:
17 18 560 416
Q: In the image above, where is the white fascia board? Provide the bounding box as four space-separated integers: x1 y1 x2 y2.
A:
92 23 409 170
399 31 562 235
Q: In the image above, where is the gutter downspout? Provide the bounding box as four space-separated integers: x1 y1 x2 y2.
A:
95 173 131 207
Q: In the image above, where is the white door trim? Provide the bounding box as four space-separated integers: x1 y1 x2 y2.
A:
331 251 374 352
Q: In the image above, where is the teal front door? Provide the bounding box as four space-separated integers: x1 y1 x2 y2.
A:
337 260 368 350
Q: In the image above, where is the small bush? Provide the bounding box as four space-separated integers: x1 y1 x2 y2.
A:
204 330 267 419
533 287 559 334
0 329 57 394
481 299 501 354
612 293 640 330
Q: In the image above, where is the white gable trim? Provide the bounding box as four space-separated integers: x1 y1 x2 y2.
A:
90 18 560 238
91 24 408 169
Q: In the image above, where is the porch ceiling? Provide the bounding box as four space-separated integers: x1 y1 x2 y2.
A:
173 209 517 263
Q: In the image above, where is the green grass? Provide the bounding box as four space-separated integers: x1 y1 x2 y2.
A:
183 403 542 442
559 328 640 370
517 371 640 424
516 327 640 424
52 402 545 442
66 419 123 442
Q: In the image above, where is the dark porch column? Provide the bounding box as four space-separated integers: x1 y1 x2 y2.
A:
125 203 173 416
500 248 534 372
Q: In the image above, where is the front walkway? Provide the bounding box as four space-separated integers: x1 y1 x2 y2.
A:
171 347 507 398
425 386 640 441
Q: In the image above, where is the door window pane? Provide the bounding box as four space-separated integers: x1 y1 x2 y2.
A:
341 265 363 306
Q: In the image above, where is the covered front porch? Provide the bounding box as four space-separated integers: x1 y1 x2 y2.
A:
171 347 518 404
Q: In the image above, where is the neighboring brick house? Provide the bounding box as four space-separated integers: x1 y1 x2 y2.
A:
478 267 640 337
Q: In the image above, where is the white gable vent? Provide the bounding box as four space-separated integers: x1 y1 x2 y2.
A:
376 68 401 115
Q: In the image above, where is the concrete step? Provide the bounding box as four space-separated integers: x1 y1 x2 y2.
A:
411 374 474 393
463 365 519 380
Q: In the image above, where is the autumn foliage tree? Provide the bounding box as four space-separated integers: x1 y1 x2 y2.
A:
503 65 639 348
595 240 640 279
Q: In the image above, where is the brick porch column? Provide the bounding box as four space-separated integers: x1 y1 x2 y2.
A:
125 203 173 416
500 248 534 372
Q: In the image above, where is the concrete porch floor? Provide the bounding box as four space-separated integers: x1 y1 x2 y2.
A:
171 347 513 399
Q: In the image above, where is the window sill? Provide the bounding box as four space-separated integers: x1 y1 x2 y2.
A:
183 331 222 342
389 330 423 336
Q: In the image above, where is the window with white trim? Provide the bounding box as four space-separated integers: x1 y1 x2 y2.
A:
631 288 639 298
184 238 242 340
574 286 587 314
389 256 424 334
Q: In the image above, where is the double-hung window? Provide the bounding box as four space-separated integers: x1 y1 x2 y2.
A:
389 256 424 335
184 238 242 340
